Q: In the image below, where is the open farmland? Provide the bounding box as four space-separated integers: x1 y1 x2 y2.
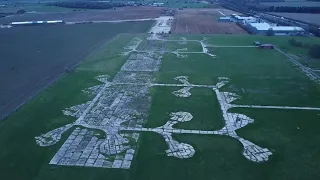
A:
271 12 320 26
0 33 320 180
0 6 166 24
171 8 247 34
0 21 153 120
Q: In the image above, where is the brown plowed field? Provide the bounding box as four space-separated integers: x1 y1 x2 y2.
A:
171 8 246 34
0 21 153 120
0 6 166 24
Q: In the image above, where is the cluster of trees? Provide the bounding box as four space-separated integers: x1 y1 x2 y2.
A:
289 38 320 58
309 44 320 58
47 2 126 9
266 28 275 36
289 38 304 47
0 12 14 18
16 9 26 14
246 3 320 14
267 6 320 13
309 26 320 37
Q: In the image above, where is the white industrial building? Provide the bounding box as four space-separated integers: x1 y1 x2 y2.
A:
231 14 256 22
10 20 64 26
218 15 257 23
235 16 256 22
246 22 305 35
152 2 164 6
218 17 232 22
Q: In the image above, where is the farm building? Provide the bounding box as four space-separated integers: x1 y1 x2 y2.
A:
10 20 64 26
258 44 275 49
46 20 64 24
243 18 259 24
218 17 232 22
152 2 164 6
246 22 305 35
232 15 256 22
10 21 34 26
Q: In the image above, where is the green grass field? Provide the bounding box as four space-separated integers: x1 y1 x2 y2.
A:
135 35 320 180
0 33 320 180
169 34 320 69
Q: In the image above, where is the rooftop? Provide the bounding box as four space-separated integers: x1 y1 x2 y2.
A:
219 17 231 19
10 20 64 25
249 22 304 31
234 15 255 20
10 21 33 25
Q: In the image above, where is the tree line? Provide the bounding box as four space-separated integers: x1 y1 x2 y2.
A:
309 26 320 37
267 6 320 13
289 38 320 59
245 3 320 14
0 12 14 18
47 2 126 10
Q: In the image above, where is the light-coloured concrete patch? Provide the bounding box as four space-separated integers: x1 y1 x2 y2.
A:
173 87 192 97
173 52 188 59
36 37 164 169
148 16 173 34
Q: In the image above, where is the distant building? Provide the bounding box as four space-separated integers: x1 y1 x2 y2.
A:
243 18 258 24
218 17 232 22
10 21 31 26
152 2 164 6
232 15 256 22
10 20 64 26
258 44 275 49
46 20 64 24
247 22 304 35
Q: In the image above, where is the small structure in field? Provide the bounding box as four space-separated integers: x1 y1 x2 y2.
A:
253 41 261 46
218 17 232 22
258 44 274 49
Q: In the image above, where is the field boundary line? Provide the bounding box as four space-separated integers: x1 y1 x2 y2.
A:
275 47 320 84
208 45 256 48
65 18 155 25
233 105 320 111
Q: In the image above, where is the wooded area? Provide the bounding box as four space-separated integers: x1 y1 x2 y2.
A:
267 6 320 13
47 2 127 10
